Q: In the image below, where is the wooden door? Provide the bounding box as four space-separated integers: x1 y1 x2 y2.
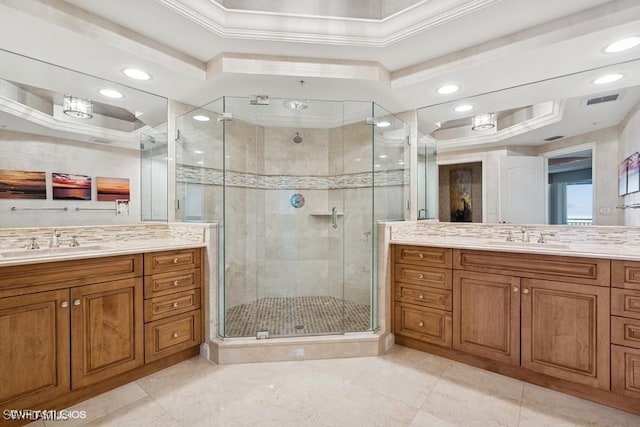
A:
453 271 520 365
521 278 610 390
71 278 143 389
0 289 70 409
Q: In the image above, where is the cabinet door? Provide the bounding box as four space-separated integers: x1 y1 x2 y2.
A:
453 271 520 365
71 278 143 389
0 289 70 408
521 279 610 390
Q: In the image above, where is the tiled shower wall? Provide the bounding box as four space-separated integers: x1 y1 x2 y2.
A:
177 120 405 309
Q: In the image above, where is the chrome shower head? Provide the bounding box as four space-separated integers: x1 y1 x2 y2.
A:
293 132 303 144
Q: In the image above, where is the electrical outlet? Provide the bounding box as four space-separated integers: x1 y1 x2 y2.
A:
598 206 612 216
256 330 269 339
293 347 304 357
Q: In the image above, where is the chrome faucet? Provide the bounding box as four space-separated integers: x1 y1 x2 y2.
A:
26 237 39 250
69 236 80 247
537 232 556 243
49 229 61 248
520 226 530 243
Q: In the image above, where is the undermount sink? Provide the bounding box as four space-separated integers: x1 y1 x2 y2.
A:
485 241 571 250
0 245 109 258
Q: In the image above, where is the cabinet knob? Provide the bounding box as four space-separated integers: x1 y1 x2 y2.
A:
418 294 424 299
418 253 424 259
172 332 179 338
172 302 179 308
418 321 424 327
419 273 424 279
522 288 530 294
173 280 179 286
73 299 81 306
60 301 69 308
173 258 179 264
512 287 519 293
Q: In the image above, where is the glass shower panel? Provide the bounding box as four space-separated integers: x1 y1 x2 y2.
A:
417 131 438 220
140 123 168 221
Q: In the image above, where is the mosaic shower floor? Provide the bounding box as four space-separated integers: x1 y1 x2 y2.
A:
224 296 371 337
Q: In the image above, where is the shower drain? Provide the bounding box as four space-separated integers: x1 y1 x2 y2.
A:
294 325 305 330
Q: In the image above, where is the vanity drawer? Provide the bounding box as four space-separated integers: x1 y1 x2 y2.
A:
145 310 201 362
394 303 452 348
612 316 640 349
144 289 201 322
612 344 640 399
394 264 452 290
613 260 640 290
144 268 201 298
612 288 640 320
394 282 452 311
144 248 201 275
393 245 452 269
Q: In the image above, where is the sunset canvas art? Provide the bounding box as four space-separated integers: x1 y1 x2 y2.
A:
52 173 91 200
0 169 46 199
97 177 130 201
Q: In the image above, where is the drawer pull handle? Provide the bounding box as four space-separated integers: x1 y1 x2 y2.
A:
418 294 424 299
61 301 69 308
512 287 519 293
418 321 424 327
73 299 81 306
418 253 424 259
173 280 179 286
173 332 179 338
172 302 179 308
522 288 530 294
419 273 424 279
173 258 179 264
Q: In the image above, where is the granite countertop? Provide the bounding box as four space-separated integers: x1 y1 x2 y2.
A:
0 238 206 268
390 236 640 261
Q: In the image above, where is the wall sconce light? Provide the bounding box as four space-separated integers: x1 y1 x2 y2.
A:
471 113 496 130
63 95 93 119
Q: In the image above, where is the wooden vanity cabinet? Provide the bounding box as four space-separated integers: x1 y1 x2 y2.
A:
393 245 453 348
0 289 70 410
612 259 640 400
143 248 203 363
0 249 204 424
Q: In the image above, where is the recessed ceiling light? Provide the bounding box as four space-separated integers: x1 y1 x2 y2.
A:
196 161 204 165
193 115 210 122
398 160 405 165
454 104 473 113
98 88 123 99
593 73 623 85
605 37 640 53
376 121 391 128
354 158 361 162
437 84 460 95
123 68 151 81
378 154 388 158
193 150 204 154
374 164 381 168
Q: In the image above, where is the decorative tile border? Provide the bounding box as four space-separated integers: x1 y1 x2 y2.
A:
0 223 208 250
176 165 407 189
390 222 640 246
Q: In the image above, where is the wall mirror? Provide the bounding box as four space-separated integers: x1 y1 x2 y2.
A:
417 58 640 226
0 49 168 228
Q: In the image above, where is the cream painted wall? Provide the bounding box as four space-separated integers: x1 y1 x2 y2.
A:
0 130 140 228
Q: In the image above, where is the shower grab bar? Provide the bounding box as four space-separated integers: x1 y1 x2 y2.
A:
331 207 338 229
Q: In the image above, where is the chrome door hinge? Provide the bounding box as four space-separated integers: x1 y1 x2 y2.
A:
175 129 180 141
218 112 233 122
249 95 270 105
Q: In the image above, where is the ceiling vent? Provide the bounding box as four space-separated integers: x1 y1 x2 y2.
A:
544 135 564 141
586 94 619 106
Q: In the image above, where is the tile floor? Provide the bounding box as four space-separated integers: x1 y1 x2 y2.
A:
26 345 640 427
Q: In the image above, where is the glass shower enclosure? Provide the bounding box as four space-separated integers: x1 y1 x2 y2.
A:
175 97 408 338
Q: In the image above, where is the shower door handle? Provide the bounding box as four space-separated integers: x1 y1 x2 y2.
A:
331 207 338 229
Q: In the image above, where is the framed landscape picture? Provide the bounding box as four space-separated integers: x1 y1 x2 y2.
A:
97 177 130 201
619 158 628 196
52 173 91 200
627 152 640 194
0 169 46 199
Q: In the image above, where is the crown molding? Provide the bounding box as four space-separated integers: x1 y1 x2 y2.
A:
157 0 499 47
435 100 565 153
